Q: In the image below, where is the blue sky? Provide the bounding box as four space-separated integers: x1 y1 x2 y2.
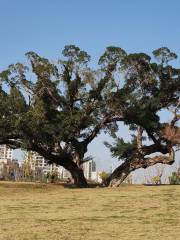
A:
1 0 180 68
0 0 180 171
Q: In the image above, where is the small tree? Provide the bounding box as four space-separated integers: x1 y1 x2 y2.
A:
99 171 110 182
44 170 59 183
169 168 180 185
50 170 59 183
151 176 161 185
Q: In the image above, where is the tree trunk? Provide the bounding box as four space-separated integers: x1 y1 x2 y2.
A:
105 161 132 187
105 148 175 187
28 145 88 188
64 160 88 188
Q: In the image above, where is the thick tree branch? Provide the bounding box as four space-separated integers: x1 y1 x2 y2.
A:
83 116 124 146
105 140 174 187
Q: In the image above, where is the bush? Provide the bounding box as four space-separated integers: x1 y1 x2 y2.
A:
99 171 109 182
151 176 161 185
169 168 180 185
45 171 59 183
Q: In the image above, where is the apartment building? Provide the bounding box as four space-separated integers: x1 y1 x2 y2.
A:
25 151 97 181
25 151 71 178
83 160 97 181
0 145 13 163
0 145 14 177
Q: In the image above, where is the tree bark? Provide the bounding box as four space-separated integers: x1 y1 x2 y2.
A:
105 147 175 187
105 160 131 187
64 160 88 188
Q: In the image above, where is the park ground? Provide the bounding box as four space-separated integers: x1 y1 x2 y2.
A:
0 182 180 240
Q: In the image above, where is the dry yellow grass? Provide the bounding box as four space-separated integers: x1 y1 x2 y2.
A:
0 181 180 240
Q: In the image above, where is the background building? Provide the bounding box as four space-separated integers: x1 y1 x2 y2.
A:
24 151 97 181
24 151 71 179
0 145 13 163
83 160 97 181
0 145 21 181
0 145 14 178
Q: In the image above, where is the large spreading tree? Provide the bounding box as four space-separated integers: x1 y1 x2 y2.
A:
103 47 180 186
0 45 179 187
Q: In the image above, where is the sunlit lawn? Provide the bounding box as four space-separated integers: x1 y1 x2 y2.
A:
0 181 179 240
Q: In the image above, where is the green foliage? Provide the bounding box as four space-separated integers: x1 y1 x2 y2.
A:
0 44 179 185
169 168 180 185
62 45 90 65
104 137 137 160
151 176 161 185
99 171 110 182
45 171 59 183
99 46 126 69
153 47 177 65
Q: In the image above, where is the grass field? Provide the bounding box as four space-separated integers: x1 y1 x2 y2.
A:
0 182 180 240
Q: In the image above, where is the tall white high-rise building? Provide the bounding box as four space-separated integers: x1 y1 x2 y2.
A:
0 145 13 176
83 160 97 181
0 145 13 164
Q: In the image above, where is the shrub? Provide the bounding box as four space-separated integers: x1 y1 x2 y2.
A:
99 171 110 182
169 168 180 185
151 176 161 185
